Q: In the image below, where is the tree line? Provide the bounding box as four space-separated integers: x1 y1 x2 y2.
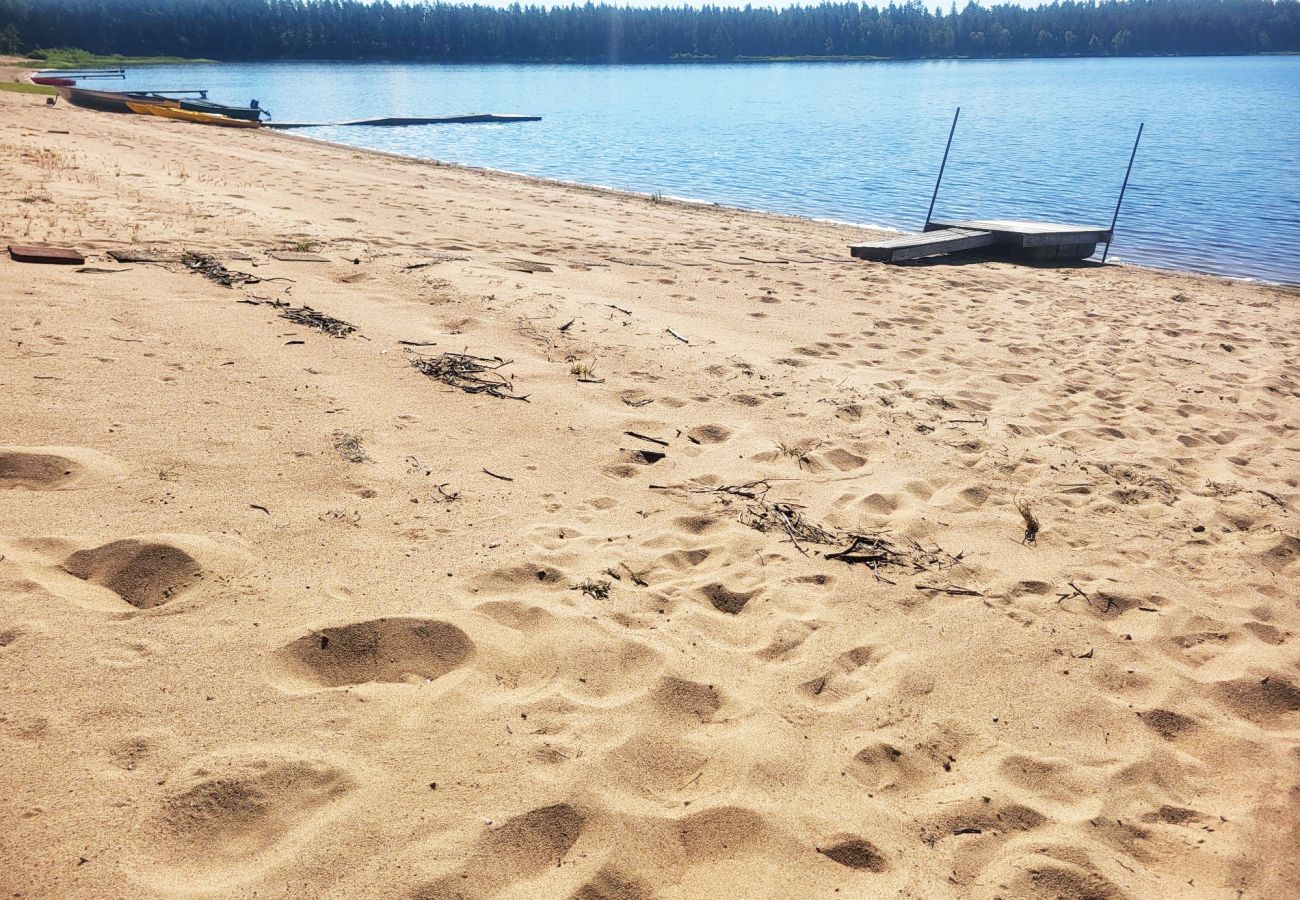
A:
2 0 1297 63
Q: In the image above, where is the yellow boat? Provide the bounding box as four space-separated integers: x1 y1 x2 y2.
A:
125 100 261 129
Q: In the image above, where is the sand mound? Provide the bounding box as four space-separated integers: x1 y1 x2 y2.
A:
270 618 474 688
0 451 82 490
61 539 204 609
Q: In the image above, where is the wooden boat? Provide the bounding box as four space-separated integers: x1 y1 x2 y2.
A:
58 87 179 113
31 76 75 86
125 101 262 128
179 98 267 121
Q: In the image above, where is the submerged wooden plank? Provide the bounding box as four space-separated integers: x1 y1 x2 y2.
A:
267 114 542 129
850 228 996 263
8 244 85 265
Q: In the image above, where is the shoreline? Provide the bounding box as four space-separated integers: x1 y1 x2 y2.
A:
271 127 1290 290
15 55 1295 287
2 86 1297 899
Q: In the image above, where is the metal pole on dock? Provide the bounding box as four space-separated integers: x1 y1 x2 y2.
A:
924 107 960 230
1102 122 1144 263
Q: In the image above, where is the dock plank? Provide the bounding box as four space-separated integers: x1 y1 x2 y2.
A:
929 219 1111 247
850 228 996 263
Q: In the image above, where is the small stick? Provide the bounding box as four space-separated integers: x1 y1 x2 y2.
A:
607 304 632 315
619 562 648 587
915 584 982 597
482 468 514 482
559 319 575 332
624 431 669 447
666 327 689 344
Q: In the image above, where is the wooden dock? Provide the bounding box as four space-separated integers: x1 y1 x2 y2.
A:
266 113 541 129
850 218 1111 264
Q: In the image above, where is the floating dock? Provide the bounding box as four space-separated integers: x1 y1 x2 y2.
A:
850 219 1111 264
848 109 1143 267
266 113 541 129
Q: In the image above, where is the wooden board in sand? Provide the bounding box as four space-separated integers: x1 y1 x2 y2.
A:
108 249 173 263
270 251 330 262
8 244 85 265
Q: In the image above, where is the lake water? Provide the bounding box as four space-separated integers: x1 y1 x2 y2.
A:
120 58 1300 284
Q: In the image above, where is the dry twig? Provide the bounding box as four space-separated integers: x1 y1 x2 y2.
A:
182 250 258 287
332 430 368 462
1015 498 1040 545
409 351 528 401
274 301 356 338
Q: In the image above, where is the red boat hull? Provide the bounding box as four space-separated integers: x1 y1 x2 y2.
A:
32 76 76 86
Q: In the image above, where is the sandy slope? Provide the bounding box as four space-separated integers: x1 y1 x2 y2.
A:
1 86 1298 900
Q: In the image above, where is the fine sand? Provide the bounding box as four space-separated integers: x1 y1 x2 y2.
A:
2 77 1298 899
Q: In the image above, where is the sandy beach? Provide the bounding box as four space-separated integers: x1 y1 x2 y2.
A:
2 72 1298 899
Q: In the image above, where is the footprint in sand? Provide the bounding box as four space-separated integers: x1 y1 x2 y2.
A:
0 446 118 491
135 748 354 885
1137 707 1198 741
570 869 656 900
652 675 726 724
62 539 205 609
798 645 885 706
467 562 568 594
698 581 761 615
919 797 1047 847
673 805 770 858
608 730 709 801
673 514 723 536
269 618 475 689
412 803 588 898
816 836 890 872
686 424 733 444
989 853 1131 900
1212 673 1300 726
0 450 84 490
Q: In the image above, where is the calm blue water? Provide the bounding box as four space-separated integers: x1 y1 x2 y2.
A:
120 58 1300 284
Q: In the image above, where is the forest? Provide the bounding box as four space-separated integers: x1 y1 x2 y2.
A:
2 0 1297 63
